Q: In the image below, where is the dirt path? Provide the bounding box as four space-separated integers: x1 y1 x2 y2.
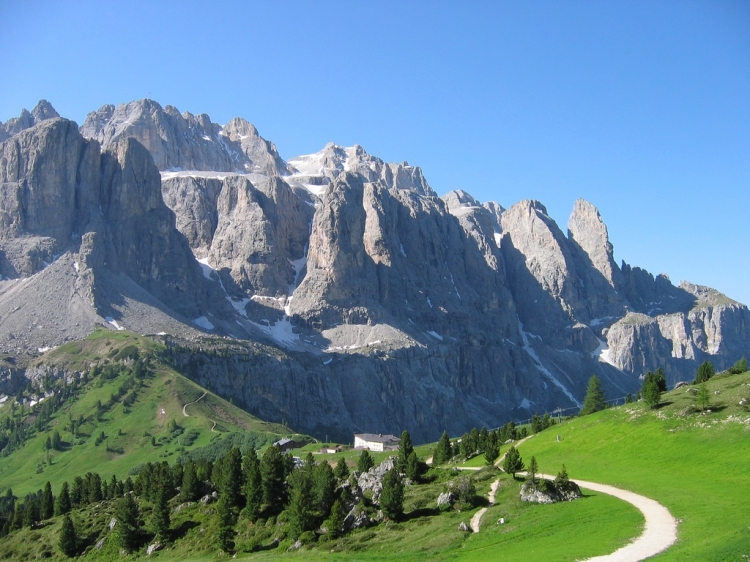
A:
469 436 533 532
470 479 500 532
531 473 677 562
182 391 207 417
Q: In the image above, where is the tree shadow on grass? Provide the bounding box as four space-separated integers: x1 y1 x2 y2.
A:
171 519 200 541
401 506 440 521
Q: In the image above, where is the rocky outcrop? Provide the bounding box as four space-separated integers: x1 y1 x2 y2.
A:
520 480 582 503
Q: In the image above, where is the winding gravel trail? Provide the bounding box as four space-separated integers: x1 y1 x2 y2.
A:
182 391 207 417
466 432 678 560
531 474 678 562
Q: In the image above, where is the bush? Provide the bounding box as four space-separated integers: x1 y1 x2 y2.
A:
298 530 317 544
694 361 715 384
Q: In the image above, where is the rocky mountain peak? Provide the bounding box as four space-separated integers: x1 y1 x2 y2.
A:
0 100 61 141
567 198 623 291
288 143 436 197
80 99 290 176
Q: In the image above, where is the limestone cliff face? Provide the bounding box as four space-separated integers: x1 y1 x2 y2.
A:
291 173 517 345
80 99 292 175
2 99 749 442
0 115 226 352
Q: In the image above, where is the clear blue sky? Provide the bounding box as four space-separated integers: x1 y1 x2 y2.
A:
2 0 749 305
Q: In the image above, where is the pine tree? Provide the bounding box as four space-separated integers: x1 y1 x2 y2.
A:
334 457 349 480
406 451 420 481
357 450 374 473
23 496 39 528
397 430 414 472
642 378 661 409
260 444 286 509
484 442 499 466
502 446 524 479
694 361 714 384
313 461 336 518
379 468 404 520
58 514 77 557
729 357 748 375
221 447 243 509
216 495 235 553
286 469 315 539
326 499 345 539
55 482 71 516
41 482 54 520
695 382 711 411
113 493 140 552
433 431 452 465
242 450 263 520
579 375 606 415
555 464 571 491
180 460 200 502
528 456 539 486
150 480 171 542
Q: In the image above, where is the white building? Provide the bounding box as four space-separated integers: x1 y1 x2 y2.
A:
353 433 400 452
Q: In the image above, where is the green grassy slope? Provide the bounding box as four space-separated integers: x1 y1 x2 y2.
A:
517 371 750 561
0 330 294 497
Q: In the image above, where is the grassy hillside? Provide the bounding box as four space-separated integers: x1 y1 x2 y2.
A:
1 332 746 560
517 370 750 561
0 329 295 497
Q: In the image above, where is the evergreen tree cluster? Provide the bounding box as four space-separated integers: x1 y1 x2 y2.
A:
641 368 667 409
432 422 527 466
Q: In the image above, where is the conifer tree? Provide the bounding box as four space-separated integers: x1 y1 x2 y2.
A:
642 378 661 409
406 451 420 481
242 449 263 520
555 464 570 491
55 482 71 516
528 456 539 486
334 457 349 480
10 502 23 531
58 514 77 557
484 442 499 466
379 469 404 520
357 450 375 473
397 430 414 472
287 468 315 539
313 461 336 518
694 361 715 384
181 460 200 503
114 493 140 552
695 382 711 411
70 477 83 507
579 375 606 415
23 495 39 528
433 431 452 465
502 446 524 479
260 444 286 509
216 495 235 553
221 447 243 509
150 480 171 542
326 499 345 539
41 482 54 520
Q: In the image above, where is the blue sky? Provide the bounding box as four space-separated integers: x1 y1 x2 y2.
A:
1 0 749 304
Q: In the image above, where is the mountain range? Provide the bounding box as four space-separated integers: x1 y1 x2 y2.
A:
1 99 748 442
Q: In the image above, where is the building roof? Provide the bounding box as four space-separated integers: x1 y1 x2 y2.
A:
274 438 294 446
354 433 400 443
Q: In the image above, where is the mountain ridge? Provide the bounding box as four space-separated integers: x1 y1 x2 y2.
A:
0 98 748 442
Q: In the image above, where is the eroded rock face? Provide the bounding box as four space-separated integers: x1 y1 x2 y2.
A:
2 99 749 443
80 99 292 175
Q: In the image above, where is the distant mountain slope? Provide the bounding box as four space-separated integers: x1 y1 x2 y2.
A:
0 329 294 496
0 99 748 442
